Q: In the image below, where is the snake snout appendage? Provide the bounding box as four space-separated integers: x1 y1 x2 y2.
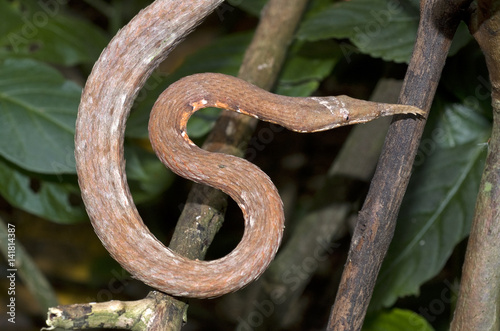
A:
383 104 426 117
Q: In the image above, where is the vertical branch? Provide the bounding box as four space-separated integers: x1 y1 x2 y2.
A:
327 0 472 329
451 3 500 330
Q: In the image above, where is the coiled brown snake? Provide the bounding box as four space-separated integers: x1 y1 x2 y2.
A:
75 0 424 298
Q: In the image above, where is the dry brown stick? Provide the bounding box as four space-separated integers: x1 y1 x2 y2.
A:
326 0 473 329
450 2 500 329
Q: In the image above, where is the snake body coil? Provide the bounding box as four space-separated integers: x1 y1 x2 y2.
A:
75 1 423 299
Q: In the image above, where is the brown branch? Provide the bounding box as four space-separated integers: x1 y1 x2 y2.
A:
326 0 473 329
451 3 500 330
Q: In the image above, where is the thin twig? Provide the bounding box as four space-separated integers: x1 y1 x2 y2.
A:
327 0 473 329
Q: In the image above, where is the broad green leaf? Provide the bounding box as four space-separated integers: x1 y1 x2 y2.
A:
0 0 108 66
0 58 81 174
276 40 339 96
0 158 86 224
279 41 338 84
363 308 434 331
0 1 23 38
275 81 320 98
297 0 420 63
369 100 491 310
185 107 222 138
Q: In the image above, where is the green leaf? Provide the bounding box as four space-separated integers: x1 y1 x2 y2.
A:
233 0 333 18
0 158 86 224
185 107 222 138
279 43 337 84
297 0 420 63
172 32 252 79
0 58 81 174
275 81 320 98
369 100 491 310
0 0 108 66
276 40 338 96
363 309 434 331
